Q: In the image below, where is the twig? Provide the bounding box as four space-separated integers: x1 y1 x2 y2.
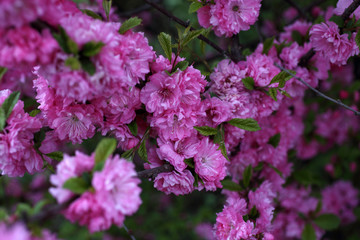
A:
123 224 137 240
341 0 360 20
274 63 360 116
143 0 234 60
137 163 174 179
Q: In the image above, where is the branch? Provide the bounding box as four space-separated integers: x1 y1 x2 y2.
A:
341 0 360 20
274 63 360 116
143 0 234 61
137 163 174 179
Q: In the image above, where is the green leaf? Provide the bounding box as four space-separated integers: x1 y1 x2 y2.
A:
268 164 283 178
292 30 303 45
16 203 33 216
315 201 322 214
102 0 112 21
219 142 229 161
182 29 204 47
314 214 340 230
127 120 138 136
2 91 20 119
221 179 243 191
81 41 105 57
173 61 189 72
189 2 202 13
45 151 63 161
242 48 252 56
121 149 134 160
29 109 41 117
194 126 218 136
34 128 46 148
302 224 316 240
63 177 89 194
270 70 295 86
253 162 264 171
249 206 259 220
0 208 8 221
242 165 252 188
65 57 81 70
80 57 96 75
33 200 48 215
119 16 142 34
242 77 255 90
0 108 5 131
329 15 344 28
158 32 172 62
95 138 117 164
0 67 7 81
81 9 102 20
280 89 292 98
268 88 278 101
268 133 281 148
355 31 360 50
227 118 261 131
184 158 195 168
354 207 360 220
314 15 325 24
262 36 275 54
138 138 148 162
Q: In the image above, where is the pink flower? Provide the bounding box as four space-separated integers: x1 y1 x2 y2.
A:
154 170 195 195
214 197 254 239
194 138 226 188
141 71 182 114
198 0 262 37
0 90 43 177
322 181 359 224
157 136 199 172
92 156 142 226
0 223 31 240
51 105 100 144
49 151 94 203
309 21 359 65
65 192 113 233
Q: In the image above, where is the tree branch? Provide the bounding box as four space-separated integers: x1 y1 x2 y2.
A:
274 63 360 116
341 0 360 20
143 0 234 60
137 163 174 179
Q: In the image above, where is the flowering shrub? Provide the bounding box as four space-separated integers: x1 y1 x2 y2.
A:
0 0 359 239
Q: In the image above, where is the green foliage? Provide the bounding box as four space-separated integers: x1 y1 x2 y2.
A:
127 120 138 136
262 36 275 54
63 177 89 194
242 77 255 90
81 9 102 20
102 0 112 21
194 126 218 136
188 2 202 13
0 91 20 131
227 118 261 131
45 151 64 161
81 41 105 57
65 57 81 70
221 179 243 191
242 165 252 188
0 67 7 81
158 32 173 62
314 214 340 230
268 133 281 148
302 224 316 240
94 138 117 164
119 17 142 34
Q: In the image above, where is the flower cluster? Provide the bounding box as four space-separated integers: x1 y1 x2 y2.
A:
50 151 141 232
197 0 262 37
